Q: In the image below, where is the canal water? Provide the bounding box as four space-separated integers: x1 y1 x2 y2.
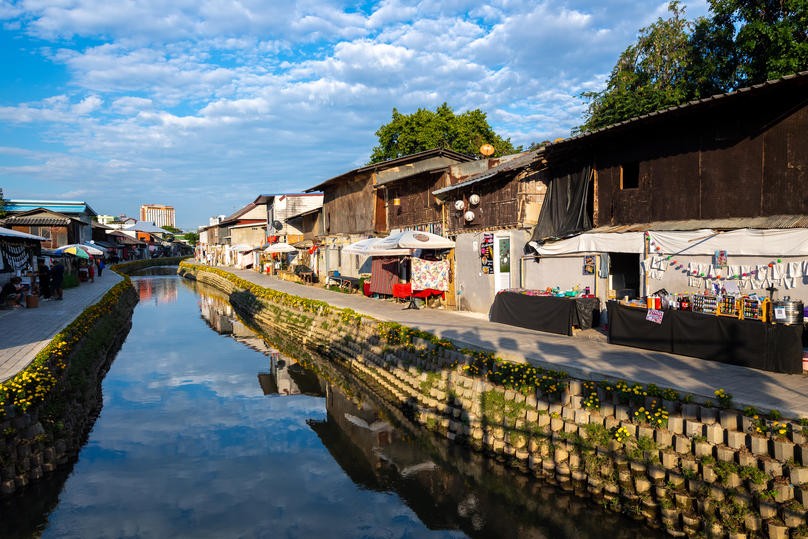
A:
3 268 663 538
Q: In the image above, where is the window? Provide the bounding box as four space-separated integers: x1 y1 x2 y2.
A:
621 161 640 189
31 226 52 240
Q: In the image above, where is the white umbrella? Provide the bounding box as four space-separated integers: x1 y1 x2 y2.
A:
83 242 108 254
228 244 253 252
263 242 297 253
344 238 409 256
370 231 455 250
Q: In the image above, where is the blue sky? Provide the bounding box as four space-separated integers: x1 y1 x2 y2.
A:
0 0 709 229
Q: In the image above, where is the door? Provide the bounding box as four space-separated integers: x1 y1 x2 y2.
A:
494 236 511 292
446 248 457 309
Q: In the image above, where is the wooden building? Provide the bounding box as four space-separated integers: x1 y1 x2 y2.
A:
2 208 87 250
540 69 808 230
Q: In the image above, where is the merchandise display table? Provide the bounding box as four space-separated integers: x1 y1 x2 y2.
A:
489 292 600 336
392 283 446 300
607 301 804 374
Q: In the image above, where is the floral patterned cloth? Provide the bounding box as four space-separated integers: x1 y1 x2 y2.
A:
411 258 449 291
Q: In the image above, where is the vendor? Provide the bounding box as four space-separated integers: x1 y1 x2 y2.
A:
3 277 28 308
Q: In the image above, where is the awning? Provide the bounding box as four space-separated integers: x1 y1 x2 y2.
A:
530 232 645 255
0 228 47 241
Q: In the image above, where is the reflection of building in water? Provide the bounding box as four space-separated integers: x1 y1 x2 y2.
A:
257 353 325 397
136 278 179 305
196 290 325 398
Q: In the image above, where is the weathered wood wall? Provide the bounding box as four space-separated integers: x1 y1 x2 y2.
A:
322 172 375 236
386 170 443 230
591 83 808 226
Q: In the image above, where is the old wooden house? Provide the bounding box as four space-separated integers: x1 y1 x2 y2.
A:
3 208 89 250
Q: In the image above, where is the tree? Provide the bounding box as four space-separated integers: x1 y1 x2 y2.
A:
368 103 522 164
575 2 696 134
183 232 199 246
161 225 181 234
694 0 808 89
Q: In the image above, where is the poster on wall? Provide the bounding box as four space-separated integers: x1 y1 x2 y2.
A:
583 255 595 275
481 234 494 274
715 250 728 268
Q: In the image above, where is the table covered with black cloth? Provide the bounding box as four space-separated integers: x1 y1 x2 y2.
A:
607 301 804 374
490 292 600 336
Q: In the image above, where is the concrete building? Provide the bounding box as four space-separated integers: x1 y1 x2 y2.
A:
140 204 176 228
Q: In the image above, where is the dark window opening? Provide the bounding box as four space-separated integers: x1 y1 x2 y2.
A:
621 161 640 189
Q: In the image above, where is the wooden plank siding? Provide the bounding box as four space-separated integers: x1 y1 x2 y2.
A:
584 82 808 226
322 172 376 236
386 170 444 230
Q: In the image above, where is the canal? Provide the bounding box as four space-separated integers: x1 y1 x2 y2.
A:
2 267 663 538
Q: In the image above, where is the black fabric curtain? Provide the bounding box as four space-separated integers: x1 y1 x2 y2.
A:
530 155 593 245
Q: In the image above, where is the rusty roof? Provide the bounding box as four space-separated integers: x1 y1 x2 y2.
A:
587 215 808 233
547 70 808 150
432 150 542 200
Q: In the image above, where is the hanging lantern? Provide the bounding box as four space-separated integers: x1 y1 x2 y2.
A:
393 198 401 206
464 210 475 222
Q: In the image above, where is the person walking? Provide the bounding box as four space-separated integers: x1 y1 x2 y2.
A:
37 260 51 301
98 258 105 277
51 260 65 300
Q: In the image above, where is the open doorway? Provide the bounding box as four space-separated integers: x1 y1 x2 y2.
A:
608 253 640 299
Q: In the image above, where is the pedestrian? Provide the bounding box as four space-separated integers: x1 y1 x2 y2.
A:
98 258 105 277
88 260 95 282
37 260 51 301
2 277 27 308
51 260 65 300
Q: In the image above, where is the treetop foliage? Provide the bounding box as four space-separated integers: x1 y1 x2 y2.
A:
576 0 808 134
368 103 523 164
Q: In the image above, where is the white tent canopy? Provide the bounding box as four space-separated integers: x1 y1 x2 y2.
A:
263 242 297 253
371 231 455 251
344 238 410 256
0 228 46 241
530 228 808 257
529 232 645 255
124 221 167 234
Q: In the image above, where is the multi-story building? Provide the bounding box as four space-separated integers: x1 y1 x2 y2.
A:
140 204 175 228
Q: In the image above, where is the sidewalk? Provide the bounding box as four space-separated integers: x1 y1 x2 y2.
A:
0 272 123 383
200 263 808 417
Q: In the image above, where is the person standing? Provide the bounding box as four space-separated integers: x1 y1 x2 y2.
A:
98 258 105 277
51 260 65 300
37 260 51 301
88 260 96 282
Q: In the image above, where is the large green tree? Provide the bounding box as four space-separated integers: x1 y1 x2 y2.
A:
575 2 695 134
368 103 522 164
575 0 808 133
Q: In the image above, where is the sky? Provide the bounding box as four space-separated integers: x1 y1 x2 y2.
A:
0 0 710 229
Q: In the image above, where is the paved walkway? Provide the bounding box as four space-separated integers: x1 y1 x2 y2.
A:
0 271 123 383
195 263 808 417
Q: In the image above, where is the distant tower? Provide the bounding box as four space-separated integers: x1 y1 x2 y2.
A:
140 204 176 228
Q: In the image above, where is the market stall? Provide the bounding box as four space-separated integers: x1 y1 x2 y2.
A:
490 290 600 336
608 301 803 374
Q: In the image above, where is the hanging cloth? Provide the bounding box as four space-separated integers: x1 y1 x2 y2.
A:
411 258 450 291
369 257 399 295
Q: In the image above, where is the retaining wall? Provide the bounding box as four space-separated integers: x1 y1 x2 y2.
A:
181 263 808 539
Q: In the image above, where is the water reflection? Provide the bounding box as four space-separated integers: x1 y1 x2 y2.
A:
2 269 663 539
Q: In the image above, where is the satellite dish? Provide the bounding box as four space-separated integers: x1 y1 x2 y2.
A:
480 144 495 156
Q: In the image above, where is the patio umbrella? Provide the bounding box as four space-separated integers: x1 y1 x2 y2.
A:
83 242 109 254
370 230 455 250
227 244 253 252
55 246 90 259
263 243 297 253
344 238 409 256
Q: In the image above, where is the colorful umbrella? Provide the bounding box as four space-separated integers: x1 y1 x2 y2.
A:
56 246 90 259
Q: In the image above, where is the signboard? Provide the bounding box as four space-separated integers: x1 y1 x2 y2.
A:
583 255 595 275
481 233 494 274
715 250 728 268
646 309 664 324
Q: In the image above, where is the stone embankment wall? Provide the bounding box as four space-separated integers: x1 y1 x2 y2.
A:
0 259 167 496
181 263 808 539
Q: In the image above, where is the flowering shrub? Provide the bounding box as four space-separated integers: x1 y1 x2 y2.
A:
613 426 632 443
0 264 135 415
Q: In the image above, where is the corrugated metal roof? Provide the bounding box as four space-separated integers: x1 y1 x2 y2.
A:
5 200 97 216
587 215 808 233
547 70 808 149
432 150 541 199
